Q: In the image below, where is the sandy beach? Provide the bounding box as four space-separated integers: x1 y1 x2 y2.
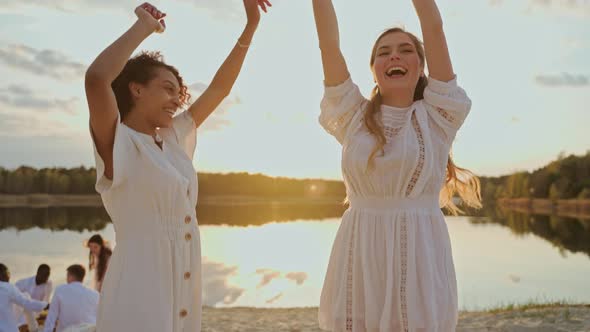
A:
201 305 590 332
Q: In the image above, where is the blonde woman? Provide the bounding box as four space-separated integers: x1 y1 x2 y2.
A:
312 0 481 331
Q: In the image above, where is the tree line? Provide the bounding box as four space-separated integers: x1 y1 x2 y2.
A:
2 150 589 202
479 151 590 203
0 166 346 198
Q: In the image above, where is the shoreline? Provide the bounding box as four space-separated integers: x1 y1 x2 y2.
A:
0 194 345 208
499 198 590 219
199 304 590 331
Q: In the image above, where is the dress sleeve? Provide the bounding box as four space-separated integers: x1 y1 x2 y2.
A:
319 78 366 144
171 110 197 160
423 76 472 142
90 113 137 193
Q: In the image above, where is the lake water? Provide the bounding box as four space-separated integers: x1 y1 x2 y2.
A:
1 204 589 310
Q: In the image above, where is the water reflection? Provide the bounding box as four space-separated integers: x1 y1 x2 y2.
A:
0 203 347 231
2 204 590 309
3 203 589 261
467 204 590 258
202 260 244 306
0 207 110 232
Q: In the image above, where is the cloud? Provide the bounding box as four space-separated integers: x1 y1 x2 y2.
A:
526 0 590 15
535 73 589 87
265 292 283 304
202 260 245 306
0 86 81 139
561 38 590 50
0 44 86 81
255 268 281 289
489 0 590 16
285 272 308 286
175 0 243 20
0 85 80 114
188 82 241 131
0 112 78 138
0 0 241 19
529 0 587 9
0 0 137 12
508 274 521 283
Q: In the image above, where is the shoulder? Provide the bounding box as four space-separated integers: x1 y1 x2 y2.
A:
15 276 32 286
54 284 69 294
85 287 100 299
1 282 18 293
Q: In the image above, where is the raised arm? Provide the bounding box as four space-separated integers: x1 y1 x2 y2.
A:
412 0 454 82
312 0 350 86
11 286 47 313
85 3 164 180
188 0 271 128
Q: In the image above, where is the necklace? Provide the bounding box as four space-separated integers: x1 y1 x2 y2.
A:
154 132 163 144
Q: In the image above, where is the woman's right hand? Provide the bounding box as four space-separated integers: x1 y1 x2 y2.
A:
134 2 166 33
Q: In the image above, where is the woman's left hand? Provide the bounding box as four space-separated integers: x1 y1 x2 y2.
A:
244 0 272 26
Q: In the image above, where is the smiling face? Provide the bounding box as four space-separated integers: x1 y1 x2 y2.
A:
130 67 182 128
371 30 425 98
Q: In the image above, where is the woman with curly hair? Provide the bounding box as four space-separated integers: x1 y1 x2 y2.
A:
312 0 481 331
84 1 271 331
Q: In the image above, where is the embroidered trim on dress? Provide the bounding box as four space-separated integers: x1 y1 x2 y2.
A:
345 220 357 331
405 112 425 196
383 126 403 142
400 216 409 332
436 107 456 123
327 110 355 136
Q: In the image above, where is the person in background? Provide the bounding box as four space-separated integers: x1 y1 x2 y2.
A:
14 264 53 331
0 263 48 332
42 265 99 332
85 234 112 292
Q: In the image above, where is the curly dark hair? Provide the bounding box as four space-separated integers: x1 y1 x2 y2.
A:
111 51 191 119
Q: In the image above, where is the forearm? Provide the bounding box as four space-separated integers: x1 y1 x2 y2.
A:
86 21 153 83
412 0 443 29
412 0 454 81
312 0 341 51
14 292 47 312
208 23 258 96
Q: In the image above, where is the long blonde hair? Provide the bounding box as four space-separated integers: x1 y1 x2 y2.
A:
366 28 481 215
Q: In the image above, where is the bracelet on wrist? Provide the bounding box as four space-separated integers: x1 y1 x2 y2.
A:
237 39 250 48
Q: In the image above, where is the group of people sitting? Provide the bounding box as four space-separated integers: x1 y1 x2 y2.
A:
0 235 111 332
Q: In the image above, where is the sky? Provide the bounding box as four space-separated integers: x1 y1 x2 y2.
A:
0 0 588 180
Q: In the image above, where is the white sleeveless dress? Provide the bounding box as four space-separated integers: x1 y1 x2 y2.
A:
318 76 471 332
91 111 202 332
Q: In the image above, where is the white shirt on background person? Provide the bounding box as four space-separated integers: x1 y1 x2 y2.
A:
0 281 47 332
14 276 53 326
42 281 99 332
